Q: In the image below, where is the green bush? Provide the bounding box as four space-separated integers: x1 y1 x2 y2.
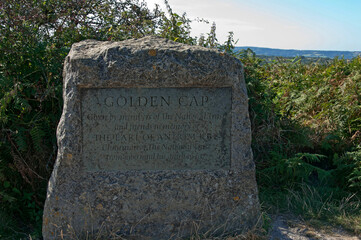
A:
237 51 361 192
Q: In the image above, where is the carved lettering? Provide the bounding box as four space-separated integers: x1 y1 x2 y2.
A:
81 87 231 171
102 95 208 107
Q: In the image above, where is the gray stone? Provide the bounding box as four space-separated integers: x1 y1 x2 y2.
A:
43 36 260 239
82 87 232 171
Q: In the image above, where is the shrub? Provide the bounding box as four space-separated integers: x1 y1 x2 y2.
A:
237 51 361 192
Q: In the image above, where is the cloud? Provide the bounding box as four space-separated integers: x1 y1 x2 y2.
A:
147 0 266 39
145 0 360 50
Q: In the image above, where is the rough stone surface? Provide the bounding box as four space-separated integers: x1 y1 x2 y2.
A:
42 36 260 239
81 87 232 171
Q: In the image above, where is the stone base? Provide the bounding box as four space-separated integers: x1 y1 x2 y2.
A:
43 170 259 239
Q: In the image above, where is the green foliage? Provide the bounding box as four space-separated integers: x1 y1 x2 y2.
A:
218 31 238 54
158 0 196 44
341 145 361 189
262 152 329 186
237 50 361 194
237 47 361 235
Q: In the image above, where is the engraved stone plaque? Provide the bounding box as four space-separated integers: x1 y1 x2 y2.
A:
81 87 231 171
43 37 260 240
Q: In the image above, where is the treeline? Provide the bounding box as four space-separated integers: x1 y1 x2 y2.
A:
0 0 360 238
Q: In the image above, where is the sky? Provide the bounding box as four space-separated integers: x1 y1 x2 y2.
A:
146 0 361 51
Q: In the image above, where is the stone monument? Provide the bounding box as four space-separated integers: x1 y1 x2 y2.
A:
43 36 260 239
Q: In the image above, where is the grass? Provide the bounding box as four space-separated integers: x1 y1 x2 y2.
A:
259 183 361 235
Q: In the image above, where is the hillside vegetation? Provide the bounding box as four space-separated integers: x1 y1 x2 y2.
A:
0 0 360 239
239 50 361 234
236 46 361 59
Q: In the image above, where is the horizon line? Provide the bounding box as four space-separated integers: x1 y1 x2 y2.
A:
236 46 361 52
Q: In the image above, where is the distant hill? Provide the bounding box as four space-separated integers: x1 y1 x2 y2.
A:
235 46 361 59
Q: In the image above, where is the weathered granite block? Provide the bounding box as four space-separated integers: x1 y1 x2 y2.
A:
43 36 260 239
